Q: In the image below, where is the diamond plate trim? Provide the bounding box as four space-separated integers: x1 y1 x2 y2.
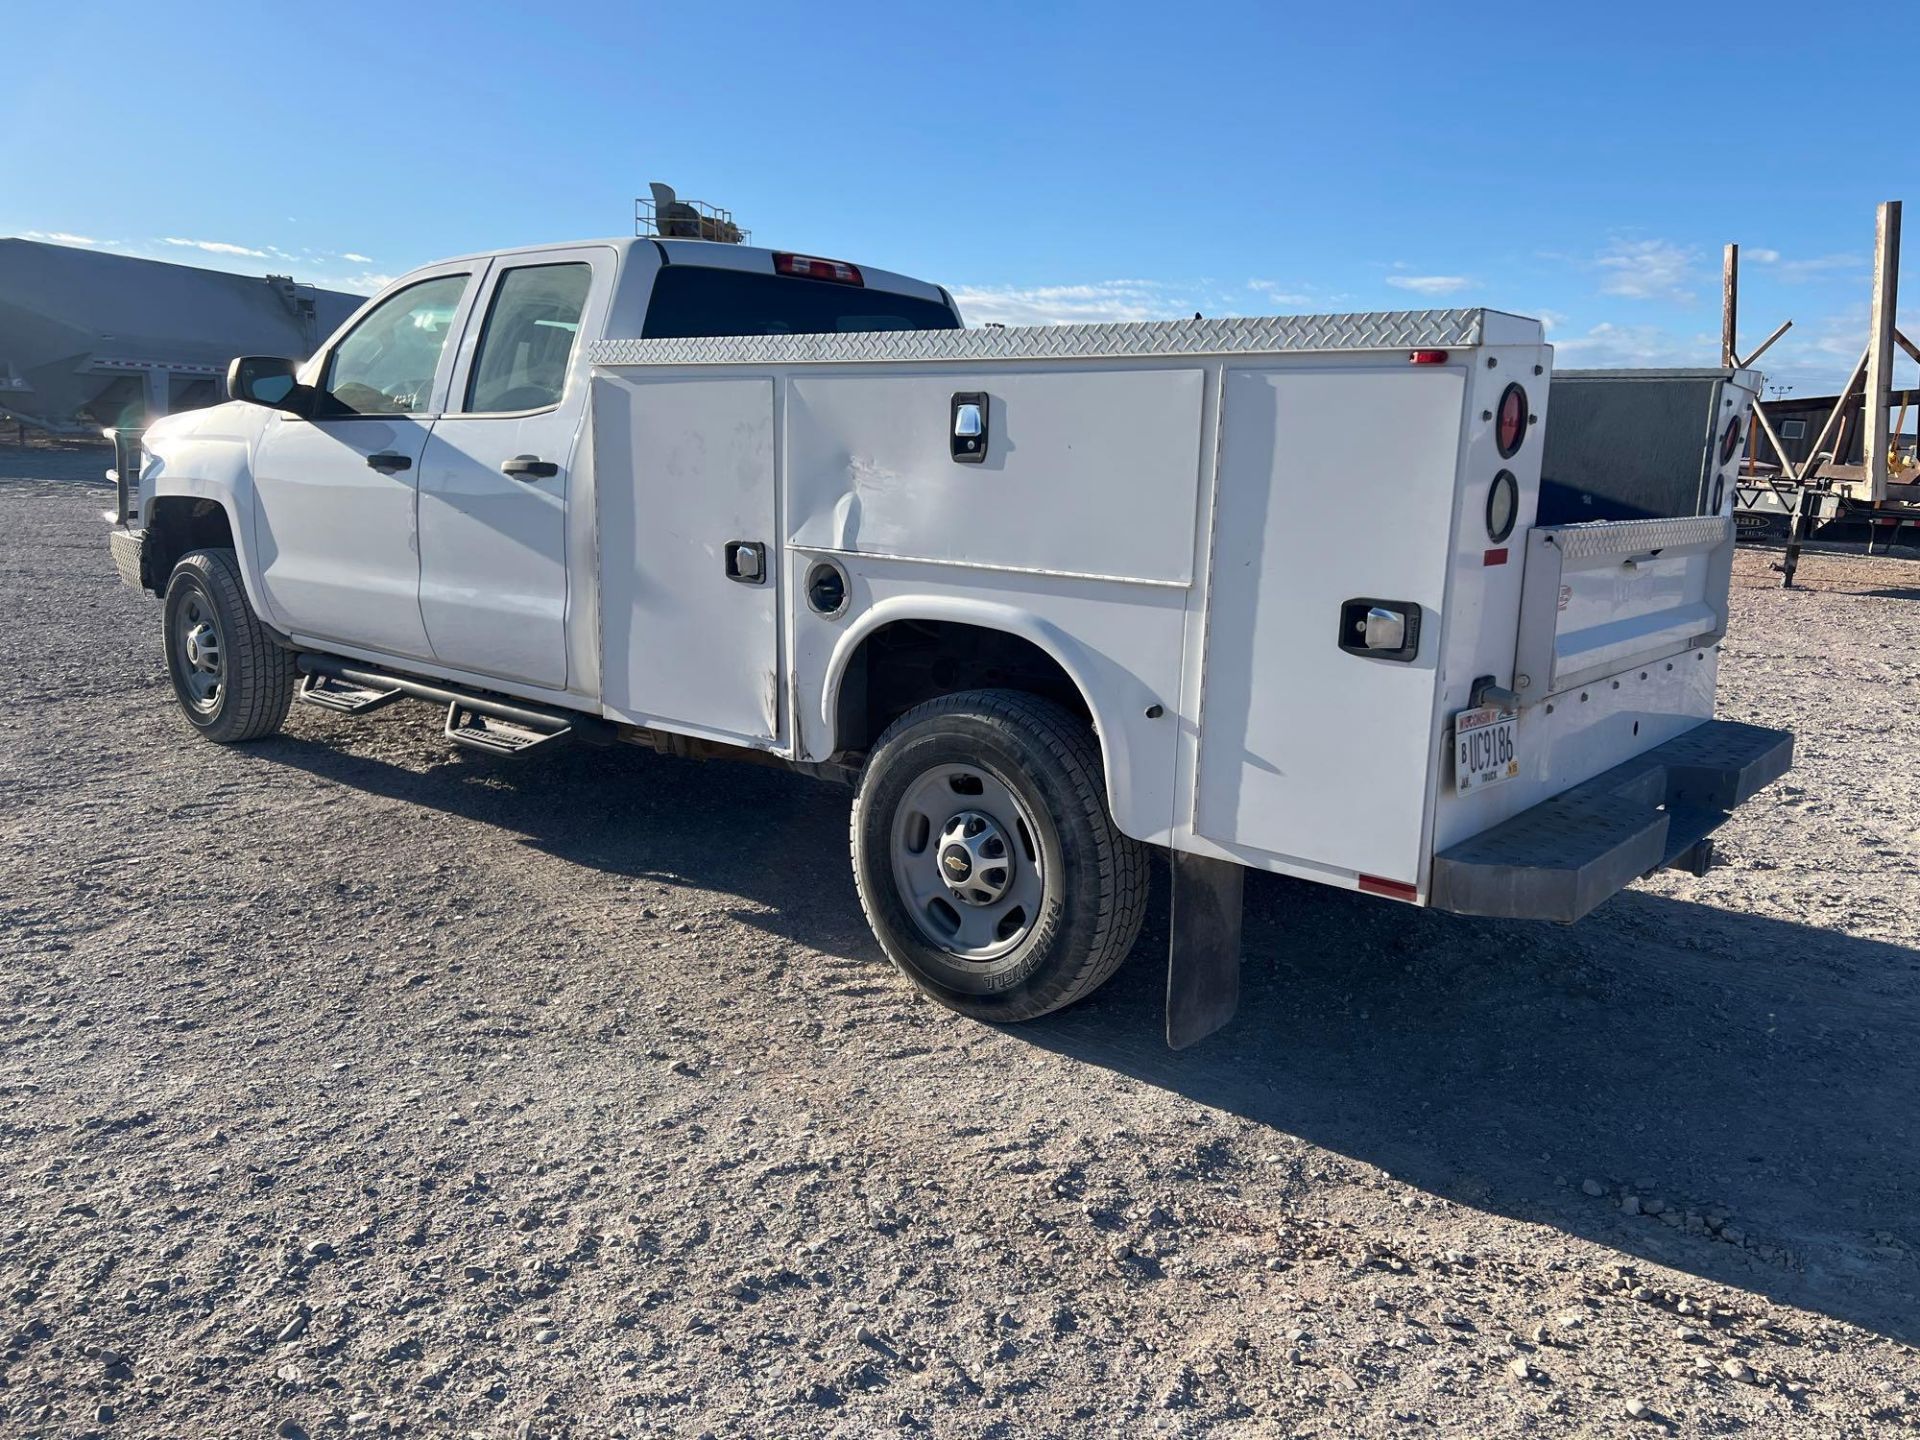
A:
1540 515 1731 561
590 309 1491 368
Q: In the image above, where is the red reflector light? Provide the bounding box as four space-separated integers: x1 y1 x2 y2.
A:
1495 382 1528 458
773 251 864 286
1358 874 1419 902
1483 547 1509 566
1720 414 1743 466
1409 349 1449 365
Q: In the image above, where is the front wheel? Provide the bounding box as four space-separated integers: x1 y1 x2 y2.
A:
162 548 296 743
851 689 1149 1022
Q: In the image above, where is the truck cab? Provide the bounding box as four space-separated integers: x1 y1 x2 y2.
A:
108 217 1789 1048
115 238 959 701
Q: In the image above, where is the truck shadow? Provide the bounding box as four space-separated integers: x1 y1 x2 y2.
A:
1032 870 1920 1346
255 724 1920 1345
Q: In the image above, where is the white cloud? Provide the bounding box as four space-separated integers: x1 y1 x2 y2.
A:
341 251 374 264
949 280 1210 327
1742 247 1861 282
1532 308 1570 335
1778 253 1861 283
1386 274 1472 297
1247 279 1315 306
160 236 269 258
23 230 99 246
1551 321 1712 369
1595 238 1699 303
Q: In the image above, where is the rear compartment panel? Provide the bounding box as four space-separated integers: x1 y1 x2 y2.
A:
1423 369 1759 875
1429 647 1717 854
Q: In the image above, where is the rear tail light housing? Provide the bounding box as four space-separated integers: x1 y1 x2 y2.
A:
1720 414 1743 466
773 252 864 286
1495 383 1528 458
1486 469 1519 542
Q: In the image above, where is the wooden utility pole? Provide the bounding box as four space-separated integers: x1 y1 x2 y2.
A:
1864 201 1902 500
1721 243 1739 367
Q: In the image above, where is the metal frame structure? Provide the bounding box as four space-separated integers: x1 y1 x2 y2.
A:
634 182 748 245
1727 201 1918 584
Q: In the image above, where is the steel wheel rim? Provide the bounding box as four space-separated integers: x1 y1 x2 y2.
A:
889 761 1046 962
173 590 224 714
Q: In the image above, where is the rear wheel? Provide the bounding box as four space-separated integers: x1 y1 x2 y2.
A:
851 689 1148 1022
162 548 296 743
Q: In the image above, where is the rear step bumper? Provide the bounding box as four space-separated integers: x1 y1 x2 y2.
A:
1429 720 1792 923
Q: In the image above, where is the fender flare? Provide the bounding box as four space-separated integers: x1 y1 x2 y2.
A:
146 474 277 628
820 594 1161 834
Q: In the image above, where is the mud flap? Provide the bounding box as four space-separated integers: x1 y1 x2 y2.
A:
1166 851 1244 1049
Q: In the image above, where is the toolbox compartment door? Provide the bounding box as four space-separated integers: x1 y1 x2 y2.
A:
1193 363 1465 883
593 372 782 746
1512 514 1733 703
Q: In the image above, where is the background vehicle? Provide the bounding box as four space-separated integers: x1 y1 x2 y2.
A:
106 228 1790 1046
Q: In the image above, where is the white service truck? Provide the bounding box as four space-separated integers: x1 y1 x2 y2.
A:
105 231 1791 1046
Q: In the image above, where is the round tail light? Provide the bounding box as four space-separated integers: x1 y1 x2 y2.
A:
1720 415 1743 466
1495 383 1528 458
1487 470 1519 542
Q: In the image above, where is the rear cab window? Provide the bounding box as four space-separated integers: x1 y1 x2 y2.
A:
465 263 593 414
641 266 959 340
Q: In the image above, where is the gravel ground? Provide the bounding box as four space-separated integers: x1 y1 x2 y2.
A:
2 446 1918 1439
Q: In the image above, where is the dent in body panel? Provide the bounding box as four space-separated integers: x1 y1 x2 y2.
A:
784 368 1203 585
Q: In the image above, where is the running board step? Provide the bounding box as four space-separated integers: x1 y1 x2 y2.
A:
443 702 571 756
297 672 405 715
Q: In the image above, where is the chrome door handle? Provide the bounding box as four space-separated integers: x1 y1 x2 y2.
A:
724 540 766 584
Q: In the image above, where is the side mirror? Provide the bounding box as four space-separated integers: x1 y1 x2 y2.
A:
227 356 306 414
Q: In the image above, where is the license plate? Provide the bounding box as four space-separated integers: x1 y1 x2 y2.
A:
1454 706 1518 795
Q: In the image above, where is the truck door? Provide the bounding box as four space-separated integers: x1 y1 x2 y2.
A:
416 246 613 689
250 265 480 660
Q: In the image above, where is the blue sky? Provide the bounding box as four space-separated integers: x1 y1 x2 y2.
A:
4 1 1912 396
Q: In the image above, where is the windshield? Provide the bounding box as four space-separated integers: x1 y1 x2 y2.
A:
641 265 958 340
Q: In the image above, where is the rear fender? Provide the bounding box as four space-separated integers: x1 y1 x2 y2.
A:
820 595 1161 840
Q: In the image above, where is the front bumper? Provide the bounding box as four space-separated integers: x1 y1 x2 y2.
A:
108 526 149 592
1429 719 1792 923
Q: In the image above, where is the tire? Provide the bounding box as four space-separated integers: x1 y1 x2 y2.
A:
851 689 1149 1022
162 548 296 743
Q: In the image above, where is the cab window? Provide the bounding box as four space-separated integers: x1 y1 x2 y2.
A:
464 263 592 414
318 274 468 417
641 266 959 339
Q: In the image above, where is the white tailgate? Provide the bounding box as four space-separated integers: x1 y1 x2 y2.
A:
1194 363 1465 883
1513 514 1733 702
